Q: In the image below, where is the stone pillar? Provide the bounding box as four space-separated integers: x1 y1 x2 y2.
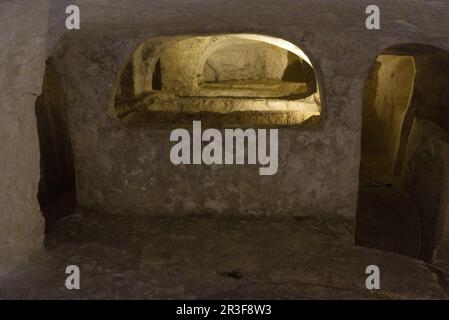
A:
0 0 48 276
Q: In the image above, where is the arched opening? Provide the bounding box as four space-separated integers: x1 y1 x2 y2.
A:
113 34 321 127
357 44 449 262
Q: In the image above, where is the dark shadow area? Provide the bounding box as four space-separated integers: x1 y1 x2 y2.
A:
282 52 317 95
35 58 76 233
113 35 321 126
152 59 162 91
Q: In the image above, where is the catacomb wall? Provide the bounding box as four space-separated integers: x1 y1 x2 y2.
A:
114 35 320 127
35 58 75 209
47 29 358 217
362 55 415 168
401 119 449 261
2 0 449 275
200 39 288 83
362 47 449 260
399 51 449 260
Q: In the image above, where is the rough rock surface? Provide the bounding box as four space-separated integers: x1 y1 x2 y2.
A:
0 211 447 299
2 0 449 276
0 0 49 276
402 119 449 261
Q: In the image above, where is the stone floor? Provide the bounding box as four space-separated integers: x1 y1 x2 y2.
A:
1 210 448 300
356 149 422 259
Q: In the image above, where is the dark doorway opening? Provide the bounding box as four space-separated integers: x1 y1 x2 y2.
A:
357 44 449 262
35 58 76 233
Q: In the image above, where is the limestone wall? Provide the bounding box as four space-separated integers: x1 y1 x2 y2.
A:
414 52 449 130
0 1 48 275
48 28 360 218
362 55 415 168
122 36 298 98
401 118 449 260
2 0 449 276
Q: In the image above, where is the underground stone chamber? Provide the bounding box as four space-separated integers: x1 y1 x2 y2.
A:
34 32 449 267
36 58 76 231
33 33 342 222
4 0 449 300
35 32 341 221
357 44 449 262
113 34 321 127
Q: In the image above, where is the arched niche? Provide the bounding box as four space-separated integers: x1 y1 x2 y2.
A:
112 34 322 127
357 43 449 262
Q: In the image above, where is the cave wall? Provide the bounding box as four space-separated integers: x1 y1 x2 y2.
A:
399 51 449 259
200 38 289 83
401 118 449 261
362 55 415 168
156 36 292 95
413 51 449 130
117 35 315 102
0 1 47 275
2 0 449 275
17 4 449 222
362 49 449 258
48 30 360 217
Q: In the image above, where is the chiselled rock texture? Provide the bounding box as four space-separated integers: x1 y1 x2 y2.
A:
44 1 449 221
361 46 449 260
1 212 447 299
402 119 449 261
2 0 449 276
